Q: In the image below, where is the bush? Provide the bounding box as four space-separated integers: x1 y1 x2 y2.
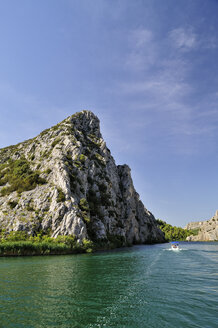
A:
79 198 89 212
0 233 92 256
0 158 46 196
83 215 90 223
94 153 105 166
45 168 52 174
79 154 86 163
82 239 93 253
7 200 18 209
107 234 125 248
51 138 61 148
57 188 66 202
1 231 28 242
99 183 107 193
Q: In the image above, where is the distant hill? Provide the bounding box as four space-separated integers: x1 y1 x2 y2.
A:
185 211 218 241
156 220 197 241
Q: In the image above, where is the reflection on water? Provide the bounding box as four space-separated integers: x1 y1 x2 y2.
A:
0 242 217 328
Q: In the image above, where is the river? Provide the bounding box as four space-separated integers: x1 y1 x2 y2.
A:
0 242 217 327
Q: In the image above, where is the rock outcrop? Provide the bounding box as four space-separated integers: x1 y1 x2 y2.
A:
185 211 218 241
0 111 165 247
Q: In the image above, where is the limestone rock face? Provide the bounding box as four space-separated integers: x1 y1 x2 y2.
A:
185 211 218 241
0 110 165 246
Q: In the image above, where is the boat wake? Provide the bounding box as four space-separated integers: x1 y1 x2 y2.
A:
164 247 187 252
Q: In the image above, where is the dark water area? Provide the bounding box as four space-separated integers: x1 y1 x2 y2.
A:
0 242 217 327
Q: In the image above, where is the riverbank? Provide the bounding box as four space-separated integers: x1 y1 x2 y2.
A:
0 231 166 257
0 232 94 256
0 241 89 256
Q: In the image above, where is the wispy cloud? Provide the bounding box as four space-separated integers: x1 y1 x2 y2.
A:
120 76 190 102
114 25 218 156
129 29 153 48
204 36 218 49
126 28 157 70
122 28 192 114
169 27 218 51
169 27 197 51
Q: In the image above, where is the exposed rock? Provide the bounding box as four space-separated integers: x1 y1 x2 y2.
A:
185 211 218 241
0 110 165 246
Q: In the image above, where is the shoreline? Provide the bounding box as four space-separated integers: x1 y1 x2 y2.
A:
0 239 166 257
1 239 216 258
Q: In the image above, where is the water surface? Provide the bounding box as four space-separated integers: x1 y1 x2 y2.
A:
0 242 217 327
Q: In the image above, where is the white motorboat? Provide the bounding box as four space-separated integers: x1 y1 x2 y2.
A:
171 242 180 251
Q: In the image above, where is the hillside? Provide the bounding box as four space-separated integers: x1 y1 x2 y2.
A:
156 220 197 241
185 211 218 241
0 110 165 251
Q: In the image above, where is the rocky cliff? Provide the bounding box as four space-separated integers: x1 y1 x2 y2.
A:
0 111 165 247
185 210 218 241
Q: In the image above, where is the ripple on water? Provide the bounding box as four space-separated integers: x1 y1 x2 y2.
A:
0 243 217 328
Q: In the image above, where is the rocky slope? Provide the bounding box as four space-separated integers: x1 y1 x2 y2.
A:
0 111 165 247
185 210 218 241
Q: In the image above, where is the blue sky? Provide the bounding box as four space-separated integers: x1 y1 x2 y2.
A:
0 0 218 226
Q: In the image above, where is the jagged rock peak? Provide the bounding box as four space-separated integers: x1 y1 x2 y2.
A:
0 110 165 247
66 110 101 137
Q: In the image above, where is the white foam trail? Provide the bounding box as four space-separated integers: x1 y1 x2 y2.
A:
164 248 185 252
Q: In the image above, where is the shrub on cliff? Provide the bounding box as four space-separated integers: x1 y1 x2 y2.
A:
57 188 66 202
0 158 46 196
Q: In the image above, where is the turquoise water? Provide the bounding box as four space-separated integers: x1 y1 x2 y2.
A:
0 242 217 328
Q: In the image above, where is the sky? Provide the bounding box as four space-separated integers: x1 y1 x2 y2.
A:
0 0 218 227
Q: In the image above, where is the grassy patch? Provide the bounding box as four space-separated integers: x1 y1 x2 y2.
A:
79 198 89 212
0 232 93 256
0 158 46 196
51 138 61 148
7 200 18 209
57 188 66 202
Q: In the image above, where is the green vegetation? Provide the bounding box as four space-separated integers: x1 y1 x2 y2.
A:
0 158 46 196
26 203 35 212
63 152 84 192
40 149 52 160
87 189 102 218
7 200 18 209
79 198 89 212
40 128 50 137
156 219 199 241
107 234 126 248
79 198 91 224
51 138 61 148
57 188 66 202
45 168 52 175
82 215 91 224
98 183 107 193
79 154 86 163
69 173 77 191
87 134 101 148
71 154 87 170
93 153 106 167
0 231 93 256
98 183 111 207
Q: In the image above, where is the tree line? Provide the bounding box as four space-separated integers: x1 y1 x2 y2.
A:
156 219 199 241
